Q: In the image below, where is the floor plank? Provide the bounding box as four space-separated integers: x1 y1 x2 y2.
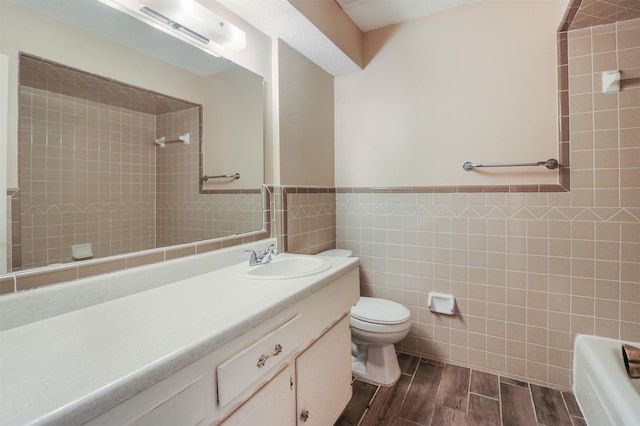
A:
397 353 420 375
500 382 537 426
530 384 573 426
561 391 583 418
467 393 501 426
435 364 471 411
470 370 499 399
360 374 412 426
430 405 467 426
335 379 378 426
398 361 443 424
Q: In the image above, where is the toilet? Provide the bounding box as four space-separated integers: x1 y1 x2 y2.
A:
317 249 411 386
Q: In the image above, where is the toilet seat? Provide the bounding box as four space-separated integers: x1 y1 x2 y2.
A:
350 316 411 334
351 297 410 325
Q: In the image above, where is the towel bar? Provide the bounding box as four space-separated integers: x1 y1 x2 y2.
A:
463 159 558 171
200 173 240 182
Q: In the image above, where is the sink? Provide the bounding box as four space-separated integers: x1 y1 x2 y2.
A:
232 256 332 280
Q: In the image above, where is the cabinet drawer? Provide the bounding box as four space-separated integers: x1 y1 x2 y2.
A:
217 314 302 406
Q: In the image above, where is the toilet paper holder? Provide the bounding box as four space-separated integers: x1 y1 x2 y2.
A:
428 292 455 315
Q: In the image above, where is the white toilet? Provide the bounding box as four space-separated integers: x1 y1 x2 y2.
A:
317 249 411 386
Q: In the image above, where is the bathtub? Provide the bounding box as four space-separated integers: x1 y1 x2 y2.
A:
573 335 640 426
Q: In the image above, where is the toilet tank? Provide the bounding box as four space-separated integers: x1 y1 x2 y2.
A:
317 249 352 257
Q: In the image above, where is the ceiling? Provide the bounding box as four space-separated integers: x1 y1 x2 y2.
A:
335 0 477 32
218 0 478 76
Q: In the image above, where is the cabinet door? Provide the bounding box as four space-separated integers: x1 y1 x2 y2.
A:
296 315 352 426
221 365 295 426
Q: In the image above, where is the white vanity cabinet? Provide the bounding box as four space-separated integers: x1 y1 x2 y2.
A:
85 267 359 426
221 365 296 426
222 314 352 426
295 314 352 425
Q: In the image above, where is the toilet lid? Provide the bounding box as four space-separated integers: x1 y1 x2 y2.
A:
351 297 410 325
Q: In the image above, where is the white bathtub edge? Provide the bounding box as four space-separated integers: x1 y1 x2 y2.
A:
573 334 640 426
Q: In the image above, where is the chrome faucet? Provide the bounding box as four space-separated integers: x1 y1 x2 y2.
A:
245 244 280 266
262 244 280 257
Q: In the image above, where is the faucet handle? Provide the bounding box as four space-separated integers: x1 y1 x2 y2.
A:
244 250 259 265
265 244 280 256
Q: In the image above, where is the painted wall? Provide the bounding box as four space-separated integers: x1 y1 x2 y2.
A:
202 68 264 189
278 40 335 186
335 0 570 187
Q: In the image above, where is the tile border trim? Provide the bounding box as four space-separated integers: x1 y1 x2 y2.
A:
335 185 568 194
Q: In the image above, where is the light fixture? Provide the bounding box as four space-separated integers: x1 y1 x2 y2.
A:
100 0 246 55
139 5 210 45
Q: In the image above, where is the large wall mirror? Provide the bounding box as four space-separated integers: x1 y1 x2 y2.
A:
1 0 265 272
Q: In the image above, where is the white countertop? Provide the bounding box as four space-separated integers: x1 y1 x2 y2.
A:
0 254 359 426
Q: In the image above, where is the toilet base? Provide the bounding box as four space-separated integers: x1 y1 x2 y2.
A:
352 343 401 386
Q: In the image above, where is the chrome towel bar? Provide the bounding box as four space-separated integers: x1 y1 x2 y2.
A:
200 173 240 182
463 159 559 171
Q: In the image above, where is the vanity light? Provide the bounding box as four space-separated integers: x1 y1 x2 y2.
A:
139 5 211 45
101 0 246 54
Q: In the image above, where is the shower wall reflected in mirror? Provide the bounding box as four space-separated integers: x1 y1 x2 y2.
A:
17 54 262 269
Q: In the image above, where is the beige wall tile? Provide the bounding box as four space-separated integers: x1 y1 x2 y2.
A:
592 31 617 53
568 35 592 58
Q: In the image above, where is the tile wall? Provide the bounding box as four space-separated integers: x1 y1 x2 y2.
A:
15 88 263 271
18 86 157 268
282 187 337 254
335 18 640 390
0 59 266 294
10 55 263 275
569 0 640 29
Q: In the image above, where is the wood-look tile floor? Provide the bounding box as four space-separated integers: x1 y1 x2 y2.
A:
336 354 585 426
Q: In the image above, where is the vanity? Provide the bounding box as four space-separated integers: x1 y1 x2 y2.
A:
0 244 360 425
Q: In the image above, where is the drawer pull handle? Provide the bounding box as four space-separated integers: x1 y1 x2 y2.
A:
257 344 283 368
300 410 309 422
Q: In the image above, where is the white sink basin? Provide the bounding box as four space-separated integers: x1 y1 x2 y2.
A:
232 256 332 280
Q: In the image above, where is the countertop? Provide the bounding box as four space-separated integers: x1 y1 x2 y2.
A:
0 254 359 425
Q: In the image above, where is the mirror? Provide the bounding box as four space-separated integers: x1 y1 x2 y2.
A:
2 0 265 271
